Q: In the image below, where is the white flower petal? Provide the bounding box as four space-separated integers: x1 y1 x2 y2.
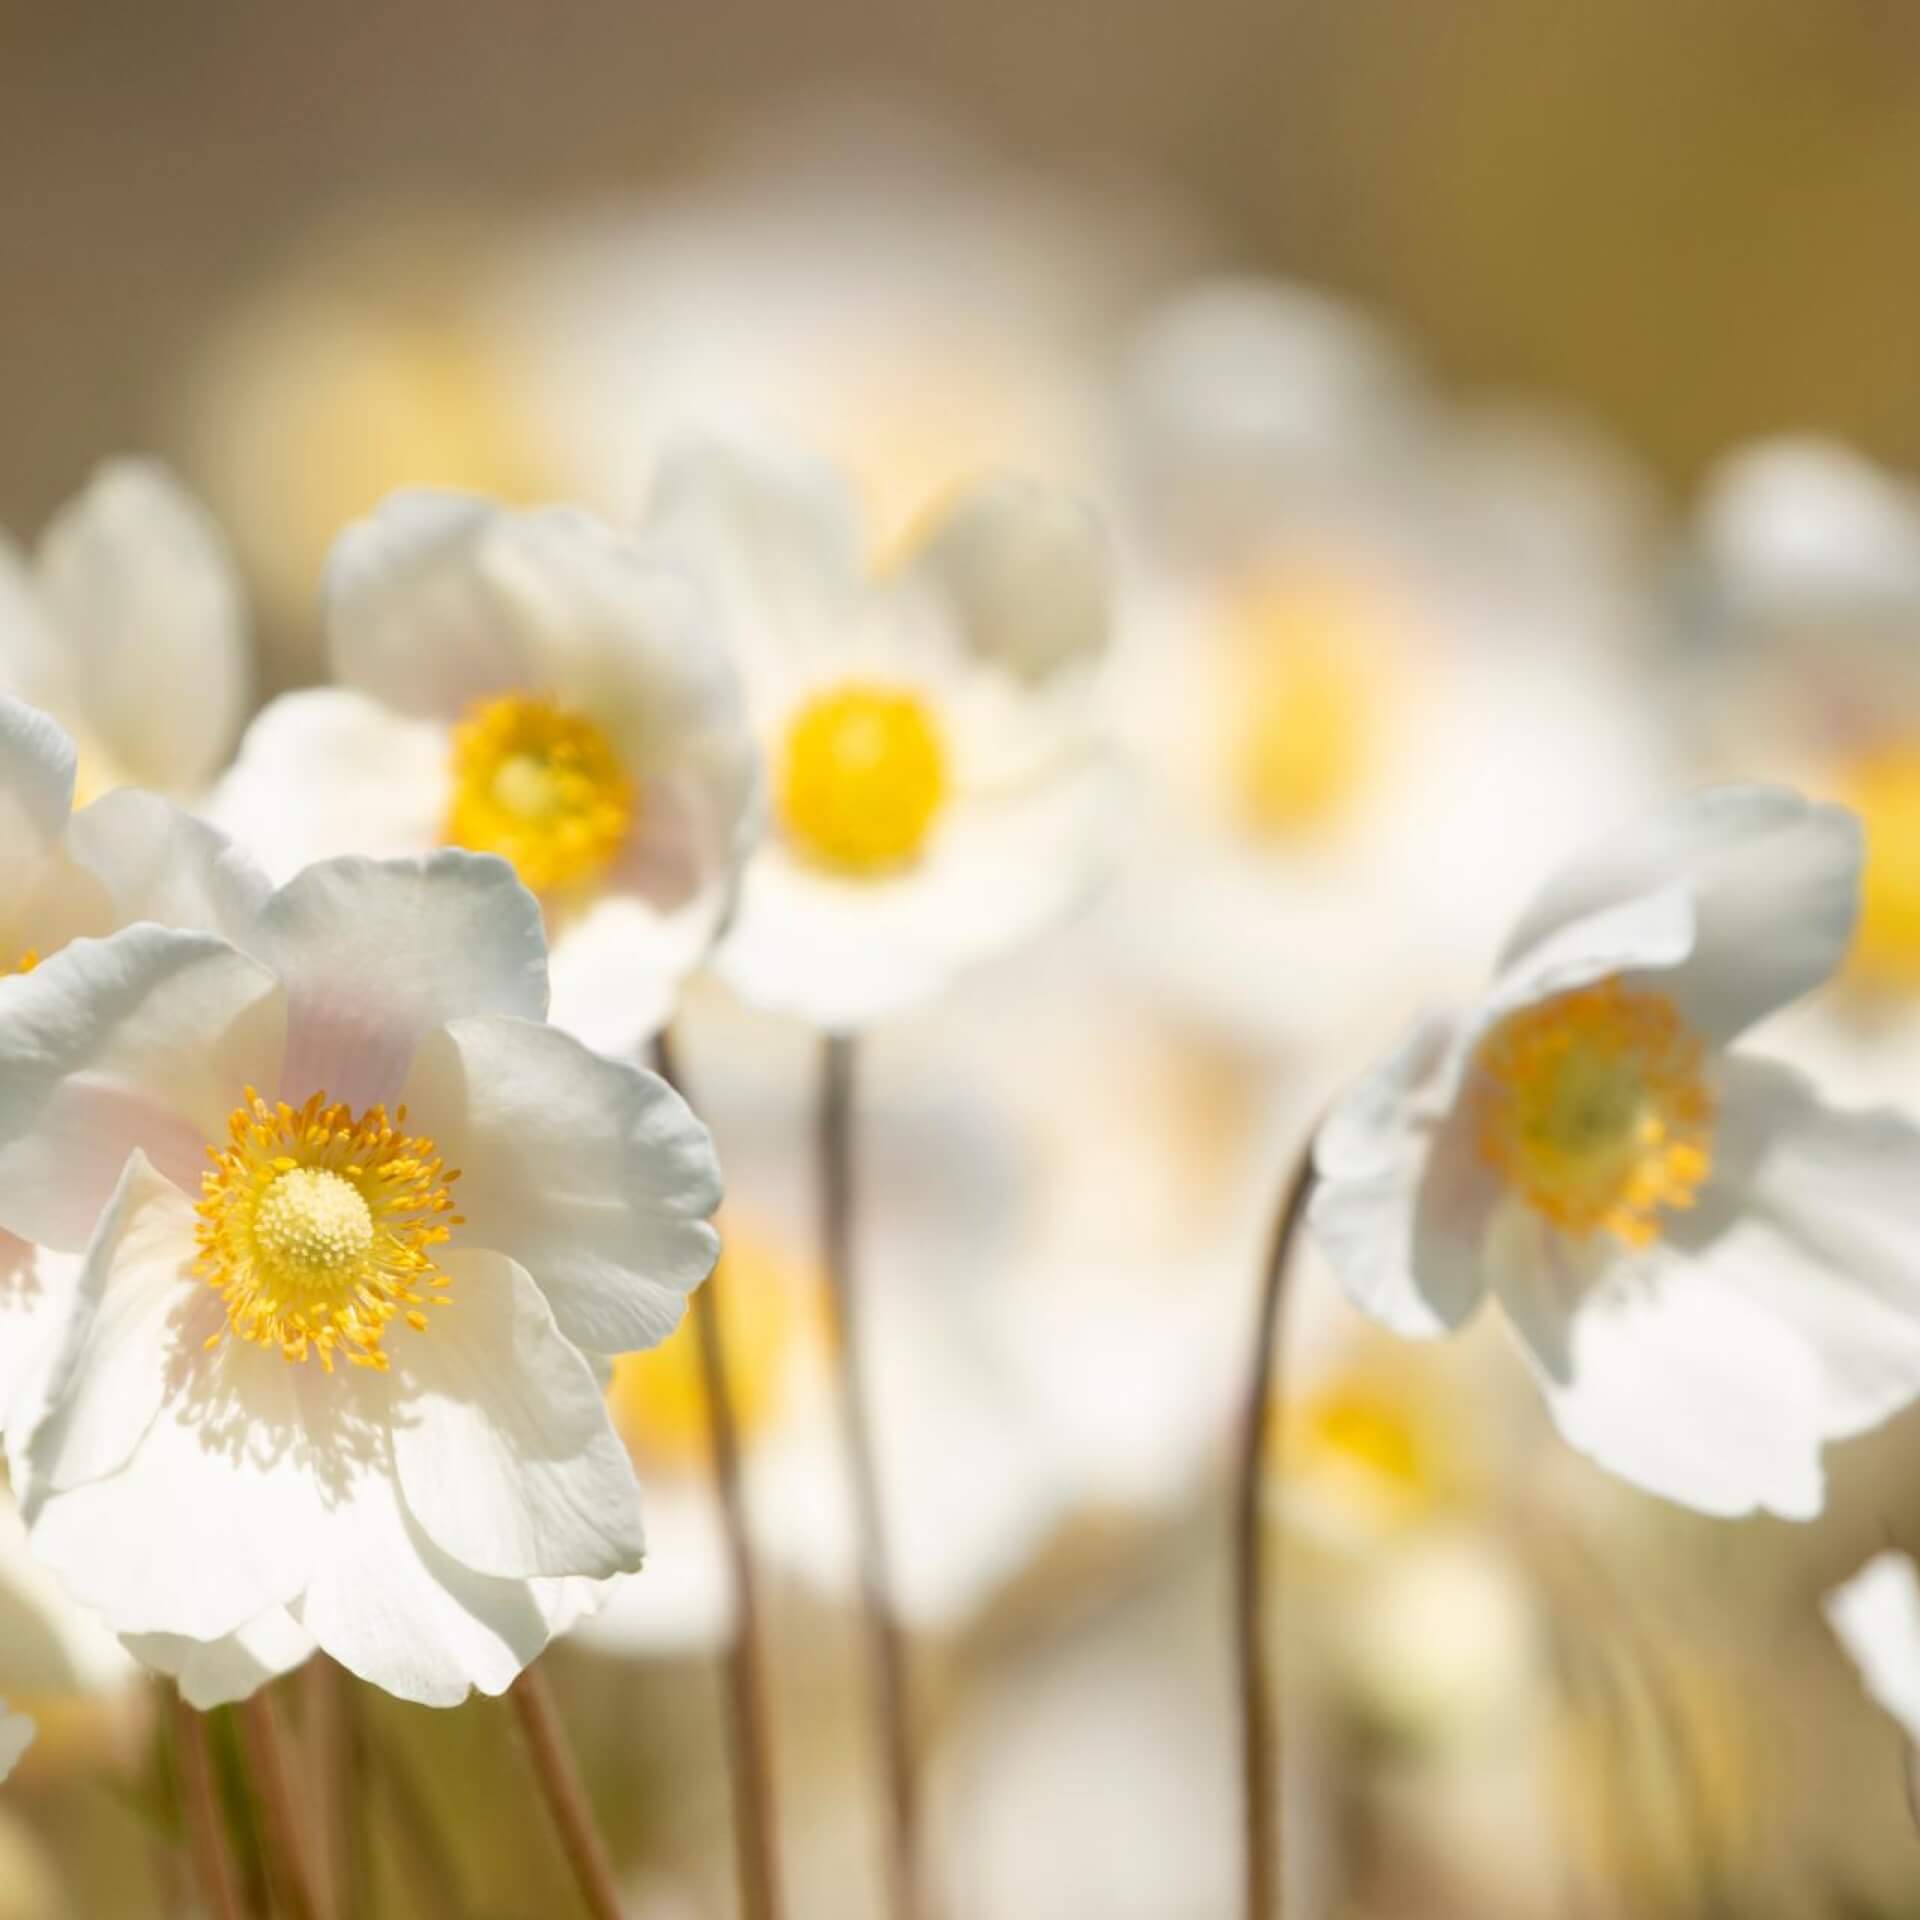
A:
903 476 1109 682
544 896 695 1055
30 1307 324 1639
324 491 534 718
64 788 271 946
0 698 75 882
0 926 283 1249
571 1486 733 1655
1827 1552 1920 1747
385 1248 646 1581
35 461 248 795
0 1238 80 1457
1497 786 1860 1044
1308 1017 1497 1337
124 1606 316 1709
209 690 448 884
402 1018 719 1352
258 851 546 1112
299 1434 550 1707
0 1705 32 1781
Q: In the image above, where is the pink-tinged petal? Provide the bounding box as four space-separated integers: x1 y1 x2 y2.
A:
0 927 284 1249
383 1248 645 1581
402 1019 719 1353
258 851 547 1112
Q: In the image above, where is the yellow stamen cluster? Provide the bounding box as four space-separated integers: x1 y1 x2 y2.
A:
10 951 37 976
1835 745 1920 994
1473 977 1714 1248
195 1090 461 1371
1228 574 1381 836
778 682 947 875
445 692 635 898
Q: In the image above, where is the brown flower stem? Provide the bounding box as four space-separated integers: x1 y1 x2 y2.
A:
170 1691 251 1920
819 1033 919 1920
237 1688 328 1920
510 1662 626 1920
1233 1134 1318 1920
650 1028 785 1920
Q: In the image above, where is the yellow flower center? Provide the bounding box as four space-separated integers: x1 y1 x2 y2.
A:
10 951 38 976
195 1090 461 1371
1225 574 1384 837
1473 977 1714 1248
778 683 947 875
1833 744 1920 994
607 1234 811 1471
445 693 635 898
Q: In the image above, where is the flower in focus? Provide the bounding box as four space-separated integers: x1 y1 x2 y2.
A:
1309 783 1920 1517
649 438 1118 1031
0 696 266 1455
212 492 759 1053
1103 279 1669 1065
0 848 720 1706
0 461 249 802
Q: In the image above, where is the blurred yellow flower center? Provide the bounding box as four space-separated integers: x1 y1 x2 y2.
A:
1227 576 1380 836
195 1090 462 1372
778 683 947 874
608 1236 808 1470
10 951 37 976
446 693 635 898
1833 746 1920 993
1474 977 1714 1248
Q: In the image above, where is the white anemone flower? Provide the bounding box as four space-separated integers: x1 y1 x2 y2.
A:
0 1707 29 1784
0 461 249 803
0 697 266 1454
0 848 721 1707
1308 784 1920 1519
647 439 1119 1032
212 492 759 1054
1826 1551 1920 1752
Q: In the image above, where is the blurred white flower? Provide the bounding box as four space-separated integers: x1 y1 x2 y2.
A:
1310 784 1920 1518
0 848 720 1706
494 110 1188 548
0 461 248 802
213 493 759 1054
1827 1550 1920 1748
1104 279 1670 1065
649 439 1120 1032
0 1708 28 1784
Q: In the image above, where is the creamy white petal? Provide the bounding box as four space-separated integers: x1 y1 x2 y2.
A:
64 788 272 945
1496 786 1860 1044
903 476 1109 681
0 698 75 882
402 1018 719 1352
385 1248 646 1581
544 896 696 1055
258 852 546 1112
209 691 449 884
0 927 283 1249
324 491 533 717
571 1484 733 1655
30 1301 325 1638
0 538 68 712
0 1239 79 1458
1827 1552 1920 1746
0 1705 31 1781
124 1606 316 1709
1309 1017 1497 1337
299 1434 550 1707
35 461 248 795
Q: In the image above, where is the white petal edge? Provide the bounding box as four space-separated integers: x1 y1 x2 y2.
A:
1827 1551 1920 1747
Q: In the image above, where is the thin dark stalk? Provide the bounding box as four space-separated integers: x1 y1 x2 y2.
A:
819 1033 918 1920
1233 1135 1318 1920
650 1028 784 1920
237 1690 327 1920
510 1663 626 1920
170 1692 251 1920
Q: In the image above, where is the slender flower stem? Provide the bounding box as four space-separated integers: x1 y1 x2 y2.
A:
170 1691 251 1920
650 1028 785 1920
510 1663 626 1920
819 1033 919 1920
1233 1134 1318 1920
238 1689 328 1920
300 1658 353 1920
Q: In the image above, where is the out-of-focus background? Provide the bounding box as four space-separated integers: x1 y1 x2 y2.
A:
11 5 1920 1917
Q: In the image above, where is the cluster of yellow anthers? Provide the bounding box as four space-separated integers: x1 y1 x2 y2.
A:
779 682 948 874
1474 975 1716 1249
194 1090 462 1372
445 691 636 897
